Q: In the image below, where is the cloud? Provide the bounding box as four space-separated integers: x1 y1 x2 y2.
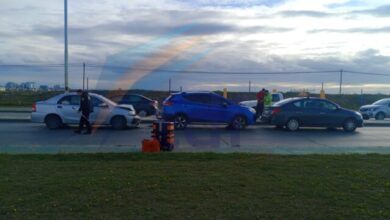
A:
277 10 334 18
352 4 390 17
308 26 390 34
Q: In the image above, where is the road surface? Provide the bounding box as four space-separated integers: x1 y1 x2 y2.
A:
1 122 390 154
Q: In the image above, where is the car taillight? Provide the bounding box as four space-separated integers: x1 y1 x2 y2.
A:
163 101 173 106
272 107 282 115
32 103 37 112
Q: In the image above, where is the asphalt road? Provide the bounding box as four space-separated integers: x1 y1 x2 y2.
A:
1 121 390 154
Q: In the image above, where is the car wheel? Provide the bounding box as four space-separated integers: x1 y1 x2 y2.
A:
343 119 357 132
138 109 148 117
231 115 247 130
286 118 300 131
111 116 127 130
375 112 385 120
174 114 188 129
45 115 62 129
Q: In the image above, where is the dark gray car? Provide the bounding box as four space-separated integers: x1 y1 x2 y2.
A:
261 97 364 132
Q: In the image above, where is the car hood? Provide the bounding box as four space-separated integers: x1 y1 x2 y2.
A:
240 100 256 104
360 104 381 110
116 104 135 112
238 105 256 114
341 107 362 116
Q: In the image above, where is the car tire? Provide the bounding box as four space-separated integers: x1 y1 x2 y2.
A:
231 115 247 130
138 109 148 117
45 114 62 129
286 118 300 131
174 114 188 130
343 118 357 132
375 112 385 120
111 116 127 130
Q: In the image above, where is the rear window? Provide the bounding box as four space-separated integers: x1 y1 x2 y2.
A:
125 95 143 102
272 94 281 102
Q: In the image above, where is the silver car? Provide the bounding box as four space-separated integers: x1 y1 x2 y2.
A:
31 92 141 129
359 98 390 120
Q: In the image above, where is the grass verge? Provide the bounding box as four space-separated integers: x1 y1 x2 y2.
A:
1 153 389 219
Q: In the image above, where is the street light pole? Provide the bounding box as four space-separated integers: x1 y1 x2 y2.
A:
83 62 85 90
339 69 343 95
64 0 69 92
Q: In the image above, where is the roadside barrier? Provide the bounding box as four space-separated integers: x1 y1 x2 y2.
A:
149 121 175 152
142 138 160 152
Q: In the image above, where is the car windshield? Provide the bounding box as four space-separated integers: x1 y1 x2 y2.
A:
373 99 389 105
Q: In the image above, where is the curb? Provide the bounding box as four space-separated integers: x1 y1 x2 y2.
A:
0 118 156 124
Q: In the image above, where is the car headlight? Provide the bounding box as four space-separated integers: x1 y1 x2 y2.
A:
249 108 256 114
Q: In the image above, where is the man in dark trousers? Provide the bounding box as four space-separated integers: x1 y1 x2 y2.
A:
74 89 92 134
256 88 266 119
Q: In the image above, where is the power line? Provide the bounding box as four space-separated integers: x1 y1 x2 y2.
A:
1 63 390 77
344 70 390 77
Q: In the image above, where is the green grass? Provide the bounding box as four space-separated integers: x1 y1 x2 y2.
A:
1 153 390 219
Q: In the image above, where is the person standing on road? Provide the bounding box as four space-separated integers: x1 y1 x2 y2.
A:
256 88 266 119
74 89 92 134
264 90 272 107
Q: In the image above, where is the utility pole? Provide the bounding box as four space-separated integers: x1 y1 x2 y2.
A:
169 78 171 93
82 62 85 90
64 0 69 92
339 69 343 95
86 77 89 91
249 80 251 93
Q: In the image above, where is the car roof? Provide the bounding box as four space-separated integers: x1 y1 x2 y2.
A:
172 91 215 95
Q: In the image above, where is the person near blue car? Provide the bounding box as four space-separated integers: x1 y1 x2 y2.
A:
162 92 256 129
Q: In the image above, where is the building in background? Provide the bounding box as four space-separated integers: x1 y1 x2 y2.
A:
39 85 49 91
0 86 5 92
20 82 37 91
5 82 19 91
53 85 63 91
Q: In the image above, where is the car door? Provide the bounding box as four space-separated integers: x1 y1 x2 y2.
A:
296 100 322 126
182 94 212 122
57 95 80 124
89 96 112 125
386 102 390 117
208 94 231 123
315 100 341 127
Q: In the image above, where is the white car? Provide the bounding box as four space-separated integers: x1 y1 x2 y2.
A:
239 93 284 109
359 98 390 120
31 92 141 129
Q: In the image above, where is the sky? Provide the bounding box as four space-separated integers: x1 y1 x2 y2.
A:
0 0 390 93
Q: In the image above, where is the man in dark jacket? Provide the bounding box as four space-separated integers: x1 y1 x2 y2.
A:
74 89 92 134
256 88 266 119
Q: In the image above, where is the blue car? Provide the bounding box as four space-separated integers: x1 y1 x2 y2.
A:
162 92 256 129
261 97 364 132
